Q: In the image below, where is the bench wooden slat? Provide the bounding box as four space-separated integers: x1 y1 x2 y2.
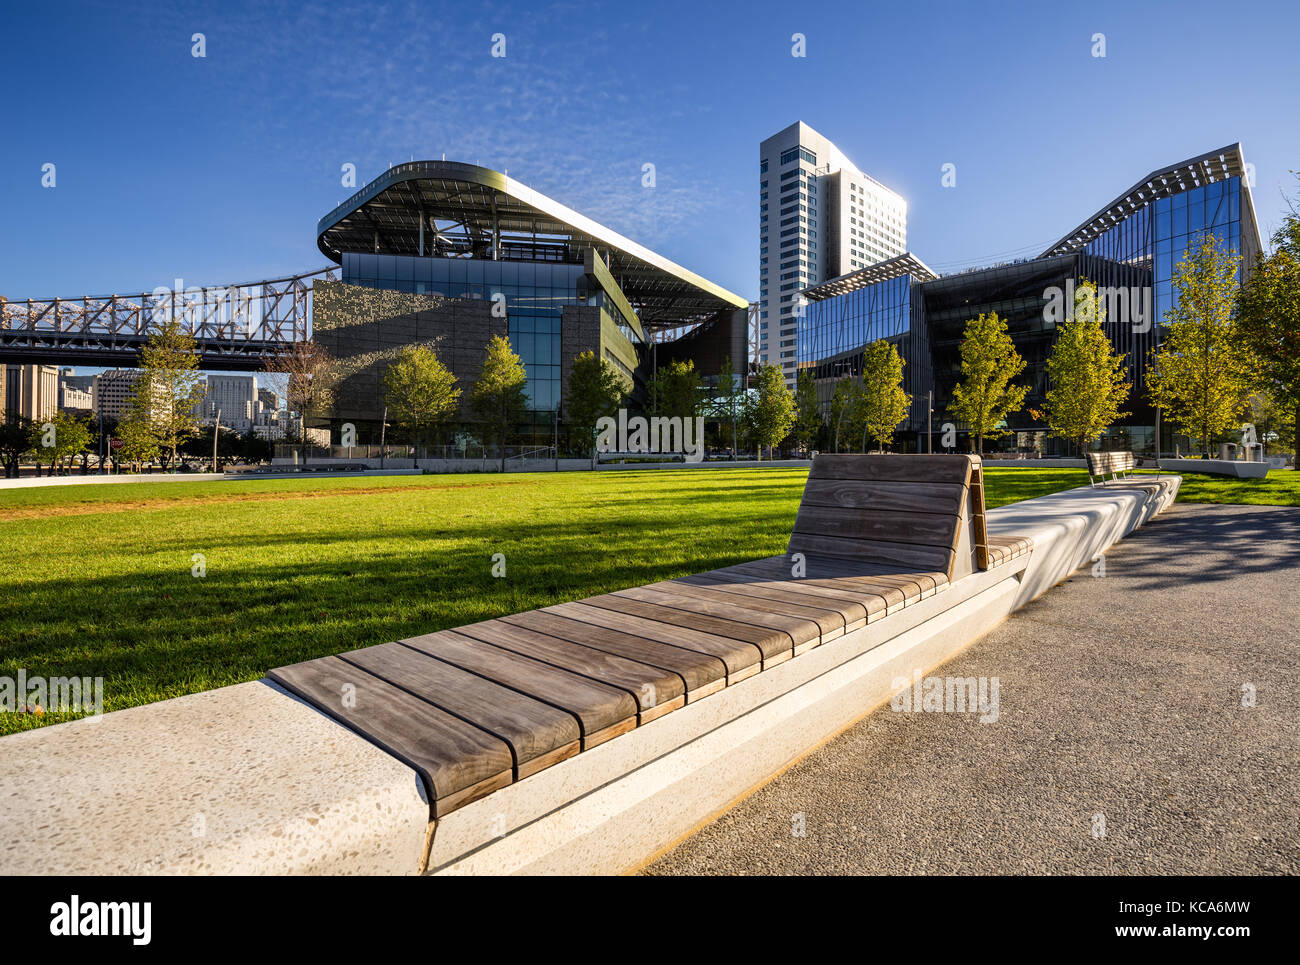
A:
500 609 727 701
791 504 962 549
716 558 899 613
798 478 970 514
786 531 955 573
580 594 792 665
401 630 639 747
543 601 763 682
268 655 513 816
676 573 870 628
810 453 976 484
451 618 685 721
340 642 581 779
612 584 815 650
697 563 890 611
649 578 848 640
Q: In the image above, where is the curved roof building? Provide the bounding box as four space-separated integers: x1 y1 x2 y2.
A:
313 162 749 444
317 161 747 333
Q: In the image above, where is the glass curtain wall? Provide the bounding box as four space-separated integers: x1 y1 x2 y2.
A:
342 253 597 436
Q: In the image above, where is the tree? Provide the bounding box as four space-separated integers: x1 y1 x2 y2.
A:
565 350 625 463
949 311 1029 455
1237 172 1300 462
857 339 912 452
793 368 823 456
470 334 529 471
271 340 339 461
745 363 797 460
28 411 91 476
0 415 33 478
116 412 161 471
1147 235 1253 457
648 359 703 420
382 343 461 453
131 318 206 468
715 356 746 457
829 377 860 452
1041 280 1131 456
1247 389 1294 456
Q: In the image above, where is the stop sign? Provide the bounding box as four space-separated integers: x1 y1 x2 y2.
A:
109 438 123 451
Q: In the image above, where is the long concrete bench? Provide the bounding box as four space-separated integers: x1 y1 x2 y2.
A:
267 455 1031 821
0 458 1180 875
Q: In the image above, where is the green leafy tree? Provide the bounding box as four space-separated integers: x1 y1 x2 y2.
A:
1237 173 1300 461
714 356 746 457
1147 235 1253 457
470 334 529 471
745 363 797 460
0 415 34 479
28 411 91 476
1246 390 1294 455
857 339 912 452
1041 280 1131 456
648 359 703 420
382 343 461 453
116 412 161 471
565 350 626 462
949 311 1029 455
130 318 206 467
829 377 860 452
793 368 823 456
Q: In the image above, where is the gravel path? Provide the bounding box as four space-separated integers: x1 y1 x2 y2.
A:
645 502 1300 875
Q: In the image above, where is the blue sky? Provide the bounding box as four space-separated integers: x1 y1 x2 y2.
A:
2 0 1297 306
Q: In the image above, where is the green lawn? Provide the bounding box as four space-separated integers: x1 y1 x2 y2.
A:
1155 468 1300 506
0 464 1289 735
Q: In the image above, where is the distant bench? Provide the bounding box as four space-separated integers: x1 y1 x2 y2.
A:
1086 451 1137 486
269 454 1034 819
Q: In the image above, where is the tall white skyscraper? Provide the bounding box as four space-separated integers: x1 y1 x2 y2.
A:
758 121 907 384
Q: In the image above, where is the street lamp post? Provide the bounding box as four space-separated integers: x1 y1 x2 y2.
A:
927 390 933 454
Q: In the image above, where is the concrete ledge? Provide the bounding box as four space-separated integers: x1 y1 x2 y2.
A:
0 681 429 875
0 480 1179 875
978 458 1087 468
1160 458 1269 478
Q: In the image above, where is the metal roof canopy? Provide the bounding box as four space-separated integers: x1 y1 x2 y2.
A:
1040 143 1259 257
317 161 747 330
800 251 939 302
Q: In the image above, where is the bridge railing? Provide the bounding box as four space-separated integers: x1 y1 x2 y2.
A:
0 266 337 352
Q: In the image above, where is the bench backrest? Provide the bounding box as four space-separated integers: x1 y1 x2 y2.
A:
788 454 989 582
1086 450 1135 475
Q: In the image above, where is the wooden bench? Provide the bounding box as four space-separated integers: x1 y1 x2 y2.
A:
1086 450 1137 486
268 454 1033 818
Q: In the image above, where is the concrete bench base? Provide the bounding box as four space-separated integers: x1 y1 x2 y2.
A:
0 479 1178 875
1160 458 1269 478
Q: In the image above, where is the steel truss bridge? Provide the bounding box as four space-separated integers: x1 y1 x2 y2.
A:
0 266 336 371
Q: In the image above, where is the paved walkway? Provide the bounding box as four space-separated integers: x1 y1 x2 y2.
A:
646 503 1299 875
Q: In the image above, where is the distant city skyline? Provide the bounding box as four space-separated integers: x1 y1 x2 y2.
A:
2 0 1297 313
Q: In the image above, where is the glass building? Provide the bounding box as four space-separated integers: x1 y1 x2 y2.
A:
341 254 600 415
796 144 1262 455
314 161 748 446
798 253 935 435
